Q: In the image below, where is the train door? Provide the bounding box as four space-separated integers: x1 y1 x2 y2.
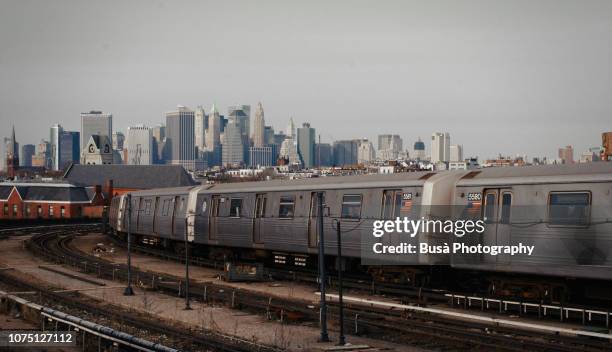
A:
307 192 325 248
252 194 266 244
171 196 180 238
482 189 512 265
209 195 220 240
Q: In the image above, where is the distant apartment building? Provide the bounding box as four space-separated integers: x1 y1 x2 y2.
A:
80 111 112 159
127 125 153 165
166 106 196 170
602 132 612 161
431 132 450 163
297 123 316 168
450 144 463 162
249 146 275 167
558 145 574 164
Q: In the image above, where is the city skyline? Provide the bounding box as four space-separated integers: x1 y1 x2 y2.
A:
1 0 611 159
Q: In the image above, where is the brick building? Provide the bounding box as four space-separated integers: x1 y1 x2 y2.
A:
0 182 104 220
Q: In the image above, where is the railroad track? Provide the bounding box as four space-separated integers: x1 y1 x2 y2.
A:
105 231 612 329
23 227 612 351
7 226 281 352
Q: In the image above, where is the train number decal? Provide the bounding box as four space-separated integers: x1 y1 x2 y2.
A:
467 192 482 201
403 192 413 200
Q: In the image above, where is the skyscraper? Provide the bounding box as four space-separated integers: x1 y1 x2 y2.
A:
358 139 375 164
112 132 125 150
413 137 426 160
222 117 244 167
127 125 153 165
20 144 35 167
450 144 463 162
50 124 63 171
431 132 450 163
252 102 266 148
59 131 80 169
333 139 359 166
80 111 112 158
297 123 316 168
205 104 222 166
286 117 296 138
166 105 195 170
315 143 333 167
377 134 403 160
228 105 250 140
195 105 207 153
151 124 166 164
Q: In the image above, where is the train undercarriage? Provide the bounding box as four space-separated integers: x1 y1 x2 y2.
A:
118 231 612 308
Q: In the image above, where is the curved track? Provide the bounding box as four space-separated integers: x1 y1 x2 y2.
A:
19 225 612 351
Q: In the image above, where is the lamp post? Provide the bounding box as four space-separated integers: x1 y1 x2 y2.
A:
335 220 346 346
184 213 192 310
317 191 329 342
123 194 134 296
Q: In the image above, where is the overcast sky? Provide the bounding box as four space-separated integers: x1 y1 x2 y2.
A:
1 0 610 159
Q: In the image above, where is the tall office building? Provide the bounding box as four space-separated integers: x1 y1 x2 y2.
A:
252 102 266 148
450 144 463 162
228 105 250 140
80 111 112 158
315 143 333 167
286 117 296 138
205 104 222 166
558 145 574 164
50 124 63 171
59 131 80 169
431 132 450 163
297 123 316 168
126 125 153 165
166 106 196 170
20 144 35 167
151 124 166 164
195 105 207 153
249 146 275 167
413 137 426 160
333 139 359 166
31 140 51 168
279 137 301 167
358 139 376 164
222 118 244 167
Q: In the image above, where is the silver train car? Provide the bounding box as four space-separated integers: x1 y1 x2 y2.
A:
109 163 612 303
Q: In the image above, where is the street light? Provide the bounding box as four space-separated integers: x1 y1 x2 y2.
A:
317 191 330 342
123 194 134 296
184 213 192 310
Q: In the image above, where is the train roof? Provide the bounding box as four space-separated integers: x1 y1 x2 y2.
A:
457 162 612 186
200 171 436 193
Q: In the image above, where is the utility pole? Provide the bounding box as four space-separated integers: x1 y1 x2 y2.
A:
336 220 346 345
184 214 192 310
317 191 329 342
123 194 134 296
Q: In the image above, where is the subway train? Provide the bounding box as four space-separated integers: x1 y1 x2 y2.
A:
108 162 612 304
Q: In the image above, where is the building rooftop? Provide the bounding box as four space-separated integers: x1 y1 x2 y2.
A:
63 164 198 190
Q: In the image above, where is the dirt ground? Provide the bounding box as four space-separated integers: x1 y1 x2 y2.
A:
0 235 427 352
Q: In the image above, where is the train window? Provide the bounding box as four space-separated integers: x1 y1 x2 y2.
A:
279 196 295 218
483 193 496 223
548 192 590 226
144 200 152 215
229 198 242 217
382 190 402 219
342 194 362 220
161 199 170 216
500 193 512 224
